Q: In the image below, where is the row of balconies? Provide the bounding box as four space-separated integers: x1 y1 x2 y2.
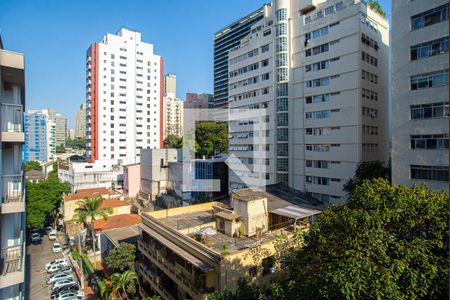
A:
0 103 24 143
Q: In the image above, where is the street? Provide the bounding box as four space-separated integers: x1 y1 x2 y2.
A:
25 232 65 300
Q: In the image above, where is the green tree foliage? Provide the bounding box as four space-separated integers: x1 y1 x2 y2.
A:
56 144 66 153
48 161 59 178
163 134 183 149
287 179 448 299
25 177 71 229
24 161 43 172
110 270 139 299
343 160 390 195
208 278 263 300
367 0 386 18
105 242 136 272
195 122 228 158
66 137 86 149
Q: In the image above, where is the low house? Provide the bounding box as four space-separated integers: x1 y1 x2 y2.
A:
25 170 45 183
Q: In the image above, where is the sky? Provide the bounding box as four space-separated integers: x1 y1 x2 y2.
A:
0 0 391 128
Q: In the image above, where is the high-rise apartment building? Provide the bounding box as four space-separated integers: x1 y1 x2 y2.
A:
392 0 449 193
162 74 183 138
228 0 389 204
86 27 163 163
24 109 56 162
184 93 213 109
214 6 265 108
0 35 26 300
75 103 86 138
48 109 67 146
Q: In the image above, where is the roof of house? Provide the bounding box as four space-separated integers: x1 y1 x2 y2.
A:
102 225 141 247
99 198 130 209
92 214 141 232
25 170 45 181
64 187 112 201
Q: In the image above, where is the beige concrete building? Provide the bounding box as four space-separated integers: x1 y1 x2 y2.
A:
75 103 86 139
163 74 183 138
392 0 449 192
0 35 26 299
228 0 389 204
137 185 322 300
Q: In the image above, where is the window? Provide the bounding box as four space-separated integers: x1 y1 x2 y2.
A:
277 113 288 126
411 165 449 181
306 76 331 88
277 68 288 81
306 94 330 104
277 98 288 112
277 158 288 171
335 1 344 11
261 44 270 53
325 6 334 15
262 257 275 275
277 143 288 156
411 4 449 30
277 83 288 96
277 128 288 141
276 8 287 21
263 29 271 37
276 53 288 67
276 37 288 52
411 37 449 60
410 102 449 119
410 134 449 150
410 70 449 90
362 51 378 67
276 23 287 36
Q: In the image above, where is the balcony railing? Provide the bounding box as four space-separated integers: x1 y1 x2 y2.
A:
1 173 24 204
0 104 23 133
0 244 23 275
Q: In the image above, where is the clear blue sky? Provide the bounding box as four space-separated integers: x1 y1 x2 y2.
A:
0 0 390 128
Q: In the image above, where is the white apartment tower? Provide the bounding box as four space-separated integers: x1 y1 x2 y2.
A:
24 109 56 162
228 0 389 204
163 74 183 138
86 28 163 163
392 1 449 192
48 109 67 146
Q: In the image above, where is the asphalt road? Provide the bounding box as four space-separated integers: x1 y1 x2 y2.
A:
25 233 65 300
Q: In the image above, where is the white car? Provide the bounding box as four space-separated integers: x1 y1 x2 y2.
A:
47 273 74 285
45 258 69 270
48 231 57 241
52 243 62 253
52 279 78 291
57 291 84 300
47 262 71 273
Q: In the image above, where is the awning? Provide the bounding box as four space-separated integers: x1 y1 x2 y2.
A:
139 223 213 272
269 205 321 220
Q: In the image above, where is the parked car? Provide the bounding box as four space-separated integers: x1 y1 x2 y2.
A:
47 273 74 285
48 231 57 241
49 266 74 276
45 258 69 270
57 291 84 300
50 284 79 299
46 226 54 234
52 243 62 253
31 233 41 244
52 279 78 291
47 262 71 273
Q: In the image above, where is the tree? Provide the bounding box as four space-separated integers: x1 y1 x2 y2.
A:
105 243 136 272
110 270 139 299
286 179 448 299
26 177 71 229
343 160 389 195
194 122 228 158
66 137 86 149
24 161 43 172
367 0 386 18
72 195 113 269
163 134 183 149
47 161 59 178
56 144 66 153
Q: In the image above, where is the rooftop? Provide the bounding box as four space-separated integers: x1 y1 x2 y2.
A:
99 198 130 209
25 170 45 181
103 225 141 247
92 214 141 232
64 187 115 201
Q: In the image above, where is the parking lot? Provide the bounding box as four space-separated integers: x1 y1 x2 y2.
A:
26 232 71 299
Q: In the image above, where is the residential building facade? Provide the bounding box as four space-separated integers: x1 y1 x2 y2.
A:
227 0 389 204
86 27 163 163
214 6 265 108
391 0 449 192
24 109 56 162
74 103 86 139
0 35 26 300
163 74 183 138
48 110 67 146
184 93 213 109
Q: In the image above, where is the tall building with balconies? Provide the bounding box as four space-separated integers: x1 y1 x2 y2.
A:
24 109 56 162
0 34 26 300
86 27 163 164
162 74 183 138
48 110 67 146
227 0 389 205
392 0 449 192
214 6 266 109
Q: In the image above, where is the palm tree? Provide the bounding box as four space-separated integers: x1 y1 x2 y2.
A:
73 195 113 269
110 270 139 299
